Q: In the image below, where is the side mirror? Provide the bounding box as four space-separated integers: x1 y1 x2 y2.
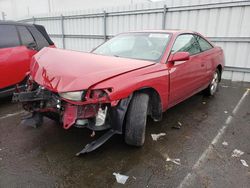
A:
27 42 37 50
168 52 190 63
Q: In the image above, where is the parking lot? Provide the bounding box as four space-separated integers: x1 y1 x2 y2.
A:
0 80 249 188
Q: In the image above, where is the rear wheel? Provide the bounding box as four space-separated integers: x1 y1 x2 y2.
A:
204 69 220 96
125 93 149 146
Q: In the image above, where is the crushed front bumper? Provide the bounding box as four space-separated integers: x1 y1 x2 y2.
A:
13 88 111 131
13 86 132 155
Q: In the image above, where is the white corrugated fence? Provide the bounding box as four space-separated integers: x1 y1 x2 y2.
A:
19 0 250 82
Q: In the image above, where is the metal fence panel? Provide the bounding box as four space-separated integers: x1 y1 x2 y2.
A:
20 0 250 82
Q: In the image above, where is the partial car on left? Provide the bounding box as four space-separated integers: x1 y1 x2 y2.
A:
0 21 54 97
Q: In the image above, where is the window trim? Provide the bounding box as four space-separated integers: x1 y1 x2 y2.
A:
27 26 50 50
193 34 214 53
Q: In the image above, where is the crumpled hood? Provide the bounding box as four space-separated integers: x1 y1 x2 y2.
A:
30 48 155 92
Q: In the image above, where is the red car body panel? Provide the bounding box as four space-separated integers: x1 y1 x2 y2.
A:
13 30 225 154
0 22 55 93
29 31 224 113
16 30 225 129
30 47 156 92
0 45 56 90
0 46 36 89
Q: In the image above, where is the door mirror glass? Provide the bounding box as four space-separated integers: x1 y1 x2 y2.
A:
168 52 190 63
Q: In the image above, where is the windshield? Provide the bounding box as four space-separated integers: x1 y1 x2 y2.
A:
93 32 170 62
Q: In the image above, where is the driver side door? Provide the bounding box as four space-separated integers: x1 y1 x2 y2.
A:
168 34 204 107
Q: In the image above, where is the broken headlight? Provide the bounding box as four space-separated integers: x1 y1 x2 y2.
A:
59 91 86 101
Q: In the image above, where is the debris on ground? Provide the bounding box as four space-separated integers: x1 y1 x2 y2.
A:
185 135 191 139
224 111 228 114
0 157 2 160
132 176 136 180
166 157 181 165
90 131 95 137
113 173 129 184
240 159 249 167
232 149 244 158
151 133 166 141
222 141 228 146
221 85 229 88
172 122 182 129
202 101 206 104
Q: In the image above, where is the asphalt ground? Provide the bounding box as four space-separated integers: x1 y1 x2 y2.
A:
0 80 249 188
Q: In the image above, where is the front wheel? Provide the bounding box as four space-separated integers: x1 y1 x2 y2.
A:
204 69 220 96
125 93 149 146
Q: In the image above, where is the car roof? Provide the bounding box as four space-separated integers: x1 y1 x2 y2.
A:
0 21 34 27
124 29 199 35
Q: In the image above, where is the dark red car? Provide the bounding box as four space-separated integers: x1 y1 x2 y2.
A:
0 21 54 97
13 30 224 155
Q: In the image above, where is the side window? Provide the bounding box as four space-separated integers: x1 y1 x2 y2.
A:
27 26 49 50
17 26 35 46
0 25 20 48
171 34 201 55
196 36 213 51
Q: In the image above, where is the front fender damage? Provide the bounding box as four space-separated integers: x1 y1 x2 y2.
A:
75 95 133 155
13 87 133 155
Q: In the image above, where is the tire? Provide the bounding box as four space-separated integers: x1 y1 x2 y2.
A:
125 92 149 146
204 69 220 96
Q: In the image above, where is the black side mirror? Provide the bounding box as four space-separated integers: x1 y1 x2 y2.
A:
27 42 37 50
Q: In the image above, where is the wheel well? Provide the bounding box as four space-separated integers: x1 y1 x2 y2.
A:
217 64 222 81
135 88 162 121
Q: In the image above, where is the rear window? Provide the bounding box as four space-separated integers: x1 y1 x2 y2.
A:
0 25 20 48
17 26 35 46
28 26 49 50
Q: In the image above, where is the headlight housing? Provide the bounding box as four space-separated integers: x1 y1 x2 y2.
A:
59 91 86 101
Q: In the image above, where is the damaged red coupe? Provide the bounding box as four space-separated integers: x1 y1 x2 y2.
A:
13 30 225 155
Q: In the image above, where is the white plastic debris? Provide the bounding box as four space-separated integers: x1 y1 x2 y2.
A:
172 122 182 129
113 173 129 184
224 111 228 114
202 101 206 104
166 157 181 165
151 133 166 141
222 141 228 146
240 159 249 167
232 149 244 158
221 85 229 88
0 157 2 160
178 122 182 126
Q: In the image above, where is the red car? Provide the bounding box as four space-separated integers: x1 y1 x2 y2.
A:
13 30 224 155
0 21 54 97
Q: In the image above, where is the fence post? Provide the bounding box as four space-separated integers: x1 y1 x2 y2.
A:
1 12 6 20
103 11 107 41
61 14 65 49
162 5 167 30
32 16 36 24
